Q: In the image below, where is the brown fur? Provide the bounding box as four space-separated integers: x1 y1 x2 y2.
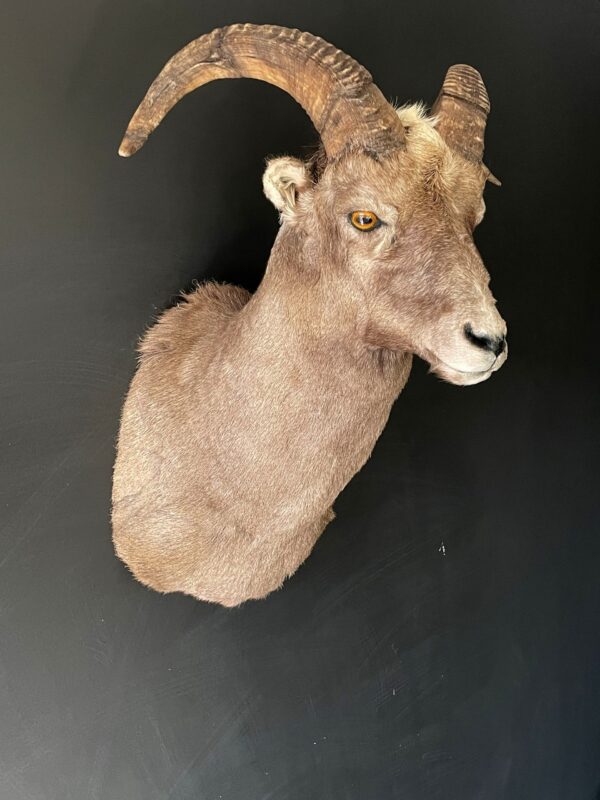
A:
112 105 507 606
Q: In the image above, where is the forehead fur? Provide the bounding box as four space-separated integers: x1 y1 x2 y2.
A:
395 101 445 156
311 103 485 212
394 102 484 194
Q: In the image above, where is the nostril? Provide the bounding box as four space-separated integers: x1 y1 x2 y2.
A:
464 324 506 357
464 323 491 350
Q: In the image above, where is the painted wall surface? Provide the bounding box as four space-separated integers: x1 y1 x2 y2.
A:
1 1 598 798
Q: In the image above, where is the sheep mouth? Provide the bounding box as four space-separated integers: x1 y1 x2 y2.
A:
429 350 506 386
432 363 493 386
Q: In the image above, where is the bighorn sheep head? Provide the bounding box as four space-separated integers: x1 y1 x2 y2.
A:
119 24 507 386
112 24 508 607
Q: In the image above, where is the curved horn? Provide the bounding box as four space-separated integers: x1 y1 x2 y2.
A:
431 64 490 163
119 23 405 160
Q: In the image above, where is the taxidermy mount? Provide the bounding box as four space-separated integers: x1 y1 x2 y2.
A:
112 23 508 607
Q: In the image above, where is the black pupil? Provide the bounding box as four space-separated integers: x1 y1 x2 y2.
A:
359 214 372 225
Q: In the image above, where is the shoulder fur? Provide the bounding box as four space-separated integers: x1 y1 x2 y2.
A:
138 281 250 359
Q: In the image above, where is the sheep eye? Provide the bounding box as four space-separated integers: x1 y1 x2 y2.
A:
349 210 382 232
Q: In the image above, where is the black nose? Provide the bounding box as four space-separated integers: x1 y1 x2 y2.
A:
464 323 506 357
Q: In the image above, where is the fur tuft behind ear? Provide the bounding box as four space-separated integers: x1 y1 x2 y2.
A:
262 156 311 217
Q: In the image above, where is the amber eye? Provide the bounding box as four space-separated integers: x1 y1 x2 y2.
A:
349 210 382 232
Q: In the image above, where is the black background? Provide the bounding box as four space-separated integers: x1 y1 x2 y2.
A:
2 1 599 798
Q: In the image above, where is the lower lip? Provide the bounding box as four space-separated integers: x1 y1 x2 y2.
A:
437 359 494 377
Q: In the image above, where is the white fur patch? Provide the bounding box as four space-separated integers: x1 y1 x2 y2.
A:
394 102 444 147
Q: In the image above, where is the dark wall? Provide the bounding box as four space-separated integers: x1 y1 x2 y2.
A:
1 1 599 798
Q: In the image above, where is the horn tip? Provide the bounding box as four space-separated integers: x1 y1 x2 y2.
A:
118 129 147 158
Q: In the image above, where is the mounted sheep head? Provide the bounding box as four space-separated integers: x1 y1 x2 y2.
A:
113 24 508 607
119 25 507 386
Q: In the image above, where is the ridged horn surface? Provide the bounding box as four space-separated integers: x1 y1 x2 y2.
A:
432 64 490 163
119 23 405 159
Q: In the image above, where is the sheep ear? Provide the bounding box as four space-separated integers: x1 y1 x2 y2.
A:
262 156 312 215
